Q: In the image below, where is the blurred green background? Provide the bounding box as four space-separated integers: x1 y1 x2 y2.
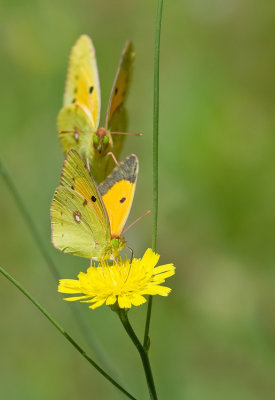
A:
1 0 275 399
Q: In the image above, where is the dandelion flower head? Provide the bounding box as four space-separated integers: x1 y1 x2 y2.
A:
58 248 175 309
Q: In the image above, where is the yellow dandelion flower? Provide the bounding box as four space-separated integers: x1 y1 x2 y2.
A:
58 248 175 309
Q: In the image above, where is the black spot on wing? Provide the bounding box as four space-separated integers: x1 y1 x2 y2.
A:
91 195 96 202
120 197 126 203
89 86 94 94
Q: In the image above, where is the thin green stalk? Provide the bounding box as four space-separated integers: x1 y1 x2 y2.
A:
118 309 158 400
0 265 137 400
0 158 117 377
143 0 163 349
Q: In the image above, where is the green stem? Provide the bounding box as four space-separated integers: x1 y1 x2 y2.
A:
144 0 163 348
0 265 137 400
118 309 158 400
0 158 117 376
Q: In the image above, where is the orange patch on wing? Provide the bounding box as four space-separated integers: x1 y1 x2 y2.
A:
108 72 127 122
102 180 135 237
76 71 98 126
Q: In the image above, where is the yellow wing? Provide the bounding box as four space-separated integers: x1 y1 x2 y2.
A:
50 150 111 259
51 187 111 259
100 42 135 182
105 41 135 130
57 103 94 157
98 154 139 237
63 35 101 129
60 149 109 229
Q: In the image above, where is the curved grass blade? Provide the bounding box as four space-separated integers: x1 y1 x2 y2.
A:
0 158 118 377
0 265 137 400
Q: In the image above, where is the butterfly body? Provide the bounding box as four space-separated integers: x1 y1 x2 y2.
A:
57 35 135 183
51 150 138 260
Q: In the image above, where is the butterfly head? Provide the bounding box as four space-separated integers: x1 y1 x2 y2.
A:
111 236 125 258
93 128 113 155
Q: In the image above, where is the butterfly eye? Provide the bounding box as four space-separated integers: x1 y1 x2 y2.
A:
112 238 120 248
93 135 99 145
103 135 109 145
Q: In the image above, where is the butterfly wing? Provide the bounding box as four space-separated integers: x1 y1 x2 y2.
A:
51 150 111 259
101 41 135 180
51 187 110 258
57 103 94 159
105 41 134 132
63 35 101 129
99 154 139 237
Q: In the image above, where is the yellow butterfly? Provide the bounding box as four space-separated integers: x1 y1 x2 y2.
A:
50 150 138 260
57 35 135 184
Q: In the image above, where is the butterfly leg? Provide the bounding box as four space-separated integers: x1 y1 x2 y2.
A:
106 152 120 167
90 257 98 266
85 156 91 172
109 253 118 264
123 246 134 283
126 246 134 263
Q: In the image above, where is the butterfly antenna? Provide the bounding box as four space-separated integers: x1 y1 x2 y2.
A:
111 132 142 137
59 129 91 134
107 152 120 167
123 210 151 234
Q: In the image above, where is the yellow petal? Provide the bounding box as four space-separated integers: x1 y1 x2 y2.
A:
64 295 90 301
58 279 81 293
118 295 132 309
144 286 171 296
153 264 175 274
131 294 146 306
141 248 159 268
106 295 117 305
152 270 175 283
89 299 106 309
